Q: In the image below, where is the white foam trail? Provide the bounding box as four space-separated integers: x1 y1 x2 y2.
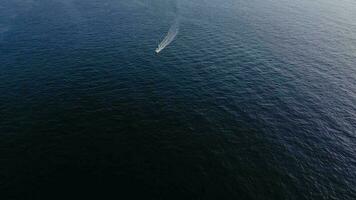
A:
155 3 180 54
156 18 179 53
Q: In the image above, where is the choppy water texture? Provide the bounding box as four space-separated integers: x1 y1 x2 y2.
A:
1 0 356 199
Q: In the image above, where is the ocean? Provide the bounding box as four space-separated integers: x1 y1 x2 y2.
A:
1 0 355 199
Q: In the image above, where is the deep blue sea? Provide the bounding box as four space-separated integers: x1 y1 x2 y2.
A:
1 0 356 199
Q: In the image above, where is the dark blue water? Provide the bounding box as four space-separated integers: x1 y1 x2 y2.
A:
1 0 356 199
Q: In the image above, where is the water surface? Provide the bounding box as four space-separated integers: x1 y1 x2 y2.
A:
1 0 356 199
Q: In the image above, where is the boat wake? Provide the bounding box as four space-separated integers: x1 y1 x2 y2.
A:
155 1 180 54
155 18 179 53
